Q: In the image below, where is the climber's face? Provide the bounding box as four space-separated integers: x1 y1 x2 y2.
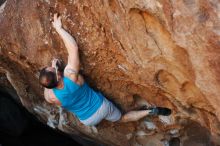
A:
39 67 59 89
46 67 60 81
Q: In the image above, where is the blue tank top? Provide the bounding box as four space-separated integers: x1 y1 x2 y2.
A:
53 76 104 120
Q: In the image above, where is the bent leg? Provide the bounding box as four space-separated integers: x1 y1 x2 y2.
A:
103 97 171 123
119 110 151 123
103 98 152 123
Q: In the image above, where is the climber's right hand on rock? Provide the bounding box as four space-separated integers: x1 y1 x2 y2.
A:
52 13 62 31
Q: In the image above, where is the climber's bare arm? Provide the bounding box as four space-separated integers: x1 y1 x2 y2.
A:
52 13 80 82
44 88 61 106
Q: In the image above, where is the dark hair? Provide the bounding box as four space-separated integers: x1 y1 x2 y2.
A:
39 67 58 89
56 59 65 73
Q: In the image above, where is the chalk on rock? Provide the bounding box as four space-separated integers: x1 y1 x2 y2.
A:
159 115 174 125
144 120 157 130
169 129 179 135
162 140 169 146
136 130 148 136
126 133 133 140
47 118 56 129
91 126 98 134
82 125 98 134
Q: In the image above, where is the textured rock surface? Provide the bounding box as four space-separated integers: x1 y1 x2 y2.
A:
0 0 220 145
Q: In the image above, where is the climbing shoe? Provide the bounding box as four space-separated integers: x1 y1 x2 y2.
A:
148 107 172 116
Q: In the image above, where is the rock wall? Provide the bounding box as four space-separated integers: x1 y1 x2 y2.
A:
0 0 220 145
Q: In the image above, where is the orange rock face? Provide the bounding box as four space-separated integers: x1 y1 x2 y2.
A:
0 0 220 145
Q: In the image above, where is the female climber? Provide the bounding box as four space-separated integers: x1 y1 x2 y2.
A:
39 14 171 126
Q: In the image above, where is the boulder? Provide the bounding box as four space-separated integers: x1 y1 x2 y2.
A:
0 0 220 145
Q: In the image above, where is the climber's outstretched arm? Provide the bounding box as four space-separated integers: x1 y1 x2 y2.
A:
52 14 80 80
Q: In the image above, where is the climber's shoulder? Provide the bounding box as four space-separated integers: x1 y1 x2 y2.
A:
63 65 84 85
44 88 61 105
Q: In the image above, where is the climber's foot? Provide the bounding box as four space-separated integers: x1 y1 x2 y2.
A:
148 107 172 116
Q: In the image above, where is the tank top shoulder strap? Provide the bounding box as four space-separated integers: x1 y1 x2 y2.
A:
52 77 80 101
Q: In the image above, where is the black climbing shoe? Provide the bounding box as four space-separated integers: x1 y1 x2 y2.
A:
148 107 172 116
